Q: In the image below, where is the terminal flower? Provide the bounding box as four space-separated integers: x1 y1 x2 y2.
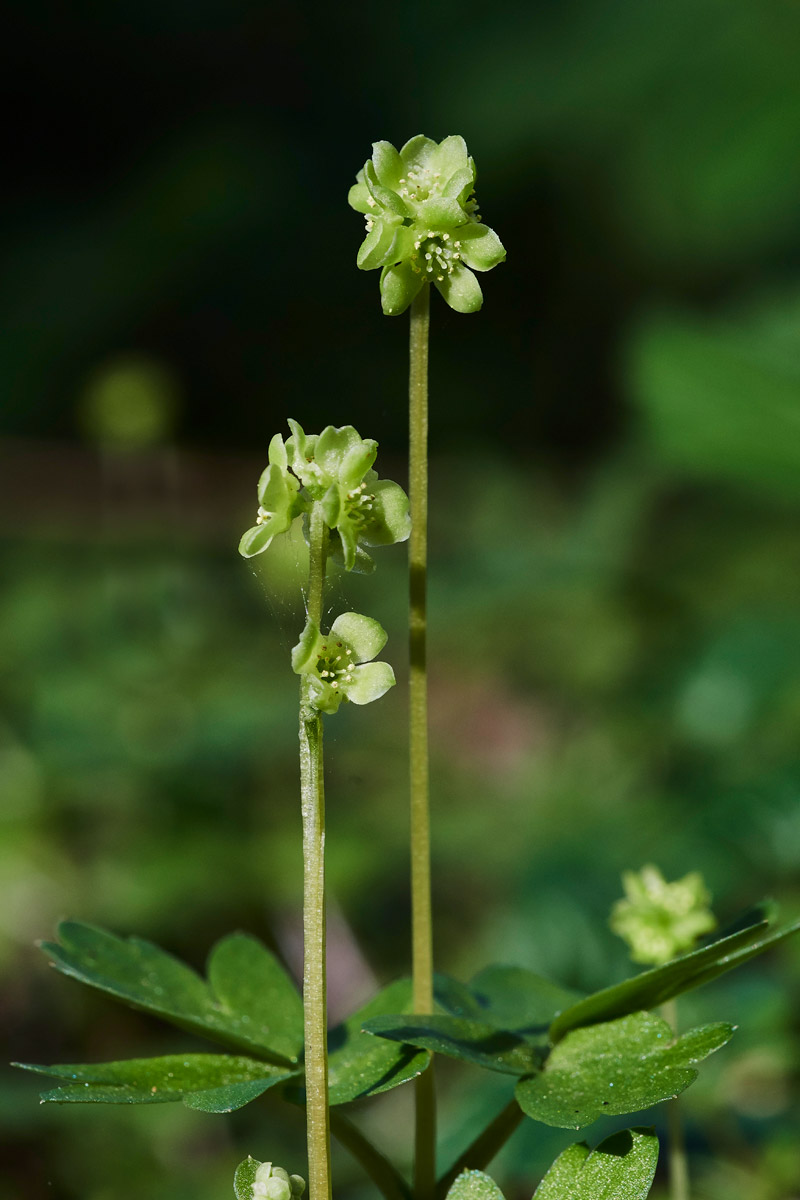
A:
610 864 717 965
349 135 505 315
292 612 395 715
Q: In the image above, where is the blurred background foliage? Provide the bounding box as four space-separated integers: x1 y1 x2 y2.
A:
2 0 800 1196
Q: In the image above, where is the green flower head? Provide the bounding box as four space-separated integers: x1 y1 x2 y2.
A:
349 135 506 316
239 421 410 570
252 1163 305 1200
610 864 717 966
292 612 395 715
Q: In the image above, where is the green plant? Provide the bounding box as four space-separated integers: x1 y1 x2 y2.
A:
14 134 800 1200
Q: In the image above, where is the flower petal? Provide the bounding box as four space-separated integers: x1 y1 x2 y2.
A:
371 141 404 190
238 524 275 558
399 135 439 173
435 264 483 313
380 262 424 316
440 166 474 200
457 224 506 272
433 134 470 179
267 432 288 470
346 662 396 706
357 221 399 271
291 619 324 675
347 179 373 215
416 197 468 229
364 162 409 219
307 674 342 715
315 426 375 483
360 479 411 546
329 612 387 662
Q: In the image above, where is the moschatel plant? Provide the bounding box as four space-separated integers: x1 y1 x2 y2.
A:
15 134 800 1200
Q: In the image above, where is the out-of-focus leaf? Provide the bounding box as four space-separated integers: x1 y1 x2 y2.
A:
533 1127 659 1199
468 966 583 1032
15 1054 294 1112
445 1169 505 1200
363 1013 543 1077
627 298 800 500
517 1012 733 1129
40 921 302 1063
550 916 799 1041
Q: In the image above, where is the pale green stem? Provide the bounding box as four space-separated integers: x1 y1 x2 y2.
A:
661 997 690 1200
409 286 436 1200
300 505 331 1200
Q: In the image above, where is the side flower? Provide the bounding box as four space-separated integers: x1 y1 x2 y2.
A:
349 134 506 316
292 612 395 715
239 421 410 571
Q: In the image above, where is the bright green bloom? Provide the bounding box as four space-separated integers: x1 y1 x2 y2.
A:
610 864 717 966
349 135 506 316
292 612 395 715
239 421 410 570
252 1163 305 1200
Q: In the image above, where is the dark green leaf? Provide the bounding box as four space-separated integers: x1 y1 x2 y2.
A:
327 980 430 1104
517 1012 733 1129
550 916 800 1041
234 1157 263 1200
283 980 430 1107
445 1170 505 1200
15 1054 296 1112
533 1127 659 1199
208 932 304 1061
468 966 583 1032
40 921 301 1063
363 1013 544 1077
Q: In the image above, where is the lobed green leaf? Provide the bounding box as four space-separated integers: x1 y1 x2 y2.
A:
363 1013 544 1077
445 1170 505 1200
15 1053 295 1113
533 1127 659 1200
549 915 799 1041
40 922 303 1063
517 1011 733 1129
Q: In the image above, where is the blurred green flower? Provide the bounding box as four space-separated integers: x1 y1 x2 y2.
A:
239 422 409 570
610 864 717 966
349 135 505 315
292 612 395 715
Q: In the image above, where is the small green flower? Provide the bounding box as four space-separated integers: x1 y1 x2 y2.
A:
349 135 505 316
239 433 306 558
239 421 410 569
252 1163 305 1200
292 612 395 715
610 864 717 966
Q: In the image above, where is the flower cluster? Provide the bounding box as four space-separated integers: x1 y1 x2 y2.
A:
239 421 410 572
292 612 395 715
349 135 506 315
610 864 718 965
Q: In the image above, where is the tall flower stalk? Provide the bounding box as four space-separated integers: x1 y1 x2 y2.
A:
240 422 410 1199
351 134 506 1200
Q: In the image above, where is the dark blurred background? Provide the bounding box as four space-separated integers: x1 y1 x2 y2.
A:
2 1 800 1197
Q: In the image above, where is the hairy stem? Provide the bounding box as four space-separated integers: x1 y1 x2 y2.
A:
409 286 435 1200
300 505 331 1200
661 997 690 1200
435 1099 524 1199
330 1110 413 1200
